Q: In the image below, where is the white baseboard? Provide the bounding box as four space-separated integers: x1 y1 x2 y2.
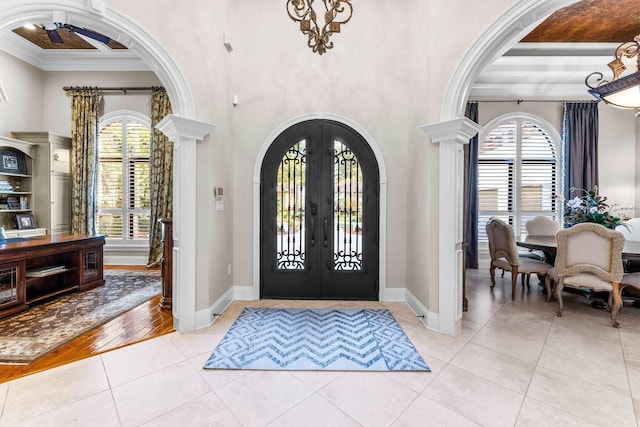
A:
105 255 148 265
380 287 405 302
233 285 259 300
195 287 234 330
193 285 438 333
405 290 439 332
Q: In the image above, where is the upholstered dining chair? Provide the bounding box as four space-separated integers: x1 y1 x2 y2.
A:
553 223 625 328
619 273 640 310
617 218 640 273
525 215 560 236
616 217 640 241
523 215 560 261
486 218 553 300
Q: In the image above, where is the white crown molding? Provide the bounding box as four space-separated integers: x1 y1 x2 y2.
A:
85 0 106 15
471 53 615 98
506 41 621 57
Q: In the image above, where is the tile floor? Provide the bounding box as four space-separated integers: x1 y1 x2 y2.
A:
0 269 638 426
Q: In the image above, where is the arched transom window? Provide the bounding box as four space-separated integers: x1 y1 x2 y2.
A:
477 114 561 242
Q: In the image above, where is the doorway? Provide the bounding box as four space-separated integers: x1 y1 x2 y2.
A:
260 119 379 299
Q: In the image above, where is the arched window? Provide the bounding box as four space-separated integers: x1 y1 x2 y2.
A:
97 111 151 246
477 114 562 242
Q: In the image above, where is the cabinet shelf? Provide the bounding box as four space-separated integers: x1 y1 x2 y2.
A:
10 132 72 235
0 235 104 318
26 285 79 304
0 139 35 231
0 173 31 178
26 265 73 280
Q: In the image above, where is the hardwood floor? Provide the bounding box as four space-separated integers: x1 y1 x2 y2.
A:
0 266 174 384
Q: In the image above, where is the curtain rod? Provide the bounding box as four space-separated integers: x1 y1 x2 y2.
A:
468 99 596 104
63 86 164 95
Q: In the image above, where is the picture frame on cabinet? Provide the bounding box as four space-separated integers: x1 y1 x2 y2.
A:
0 150 26 175
15 213 35 229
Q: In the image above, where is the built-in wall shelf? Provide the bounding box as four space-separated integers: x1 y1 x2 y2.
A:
0 136 36 232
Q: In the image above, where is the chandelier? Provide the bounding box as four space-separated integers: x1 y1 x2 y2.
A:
286 0 353 55
586 34 640 108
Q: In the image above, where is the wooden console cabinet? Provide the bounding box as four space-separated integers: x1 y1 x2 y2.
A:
0 234 105 319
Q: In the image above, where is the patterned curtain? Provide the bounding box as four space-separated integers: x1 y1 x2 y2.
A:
69 88 102 234
147 87 173 267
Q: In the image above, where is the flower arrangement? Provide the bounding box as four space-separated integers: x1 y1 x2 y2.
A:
561 186 627 229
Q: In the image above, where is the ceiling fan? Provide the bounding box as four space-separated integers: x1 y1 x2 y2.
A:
41 22 110 45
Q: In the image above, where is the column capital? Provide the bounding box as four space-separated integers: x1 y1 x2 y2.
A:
419 118 482 145
156 114 216 142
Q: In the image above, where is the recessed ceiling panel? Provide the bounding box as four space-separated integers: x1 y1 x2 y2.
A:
12 26 127 50
522 0 640 43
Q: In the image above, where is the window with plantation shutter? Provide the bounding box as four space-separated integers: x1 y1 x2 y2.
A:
97 111 151 246
477 115 561 244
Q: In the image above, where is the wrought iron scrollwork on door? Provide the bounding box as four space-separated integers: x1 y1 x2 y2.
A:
276 140 307 270
333 140 363 271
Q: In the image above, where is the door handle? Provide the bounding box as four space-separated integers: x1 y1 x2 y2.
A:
310 217 315 246
323 218 328 247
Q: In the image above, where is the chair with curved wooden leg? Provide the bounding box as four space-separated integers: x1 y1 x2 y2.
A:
617 218 640 306
526 216 560 297
617 217 640 273
554 223 625 328
486 218 552 300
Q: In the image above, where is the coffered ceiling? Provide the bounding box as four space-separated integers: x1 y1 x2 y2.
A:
522 0 640 43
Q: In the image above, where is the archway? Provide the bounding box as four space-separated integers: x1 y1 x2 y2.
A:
434 0 580 335
0 0 201 331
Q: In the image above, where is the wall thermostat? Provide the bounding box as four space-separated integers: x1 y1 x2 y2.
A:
214 187 224 199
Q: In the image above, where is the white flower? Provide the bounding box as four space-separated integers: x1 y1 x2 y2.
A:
567 197 583 209
589 206 598 214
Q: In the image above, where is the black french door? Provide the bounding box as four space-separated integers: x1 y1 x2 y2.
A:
260 119 379 299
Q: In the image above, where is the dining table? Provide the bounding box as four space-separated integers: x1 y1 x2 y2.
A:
517 235 640 263
516 235 640 308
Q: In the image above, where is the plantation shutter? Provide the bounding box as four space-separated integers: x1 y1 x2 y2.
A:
477 120 517 241
97 121 124 237
477 117 559 243
97 115 152 242
126 120 151 240
520 120 559 235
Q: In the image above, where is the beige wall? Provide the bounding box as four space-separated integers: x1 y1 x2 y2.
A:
0 50 44 135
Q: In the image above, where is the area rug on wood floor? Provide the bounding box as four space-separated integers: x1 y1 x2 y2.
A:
203 307 430 371
0 270 161 365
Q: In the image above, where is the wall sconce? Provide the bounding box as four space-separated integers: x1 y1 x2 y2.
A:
286 0 353 55
586 34 640 108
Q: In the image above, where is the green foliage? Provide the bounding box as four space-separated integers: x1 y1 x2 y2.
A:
562 186 627 229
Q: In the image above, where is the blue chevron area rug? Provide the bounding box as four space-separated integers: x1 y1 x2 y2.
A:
203 307 430 371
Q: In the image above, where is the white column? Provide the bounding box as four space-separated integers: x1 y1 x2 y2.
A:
156 115 216 333
420 118 481 336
